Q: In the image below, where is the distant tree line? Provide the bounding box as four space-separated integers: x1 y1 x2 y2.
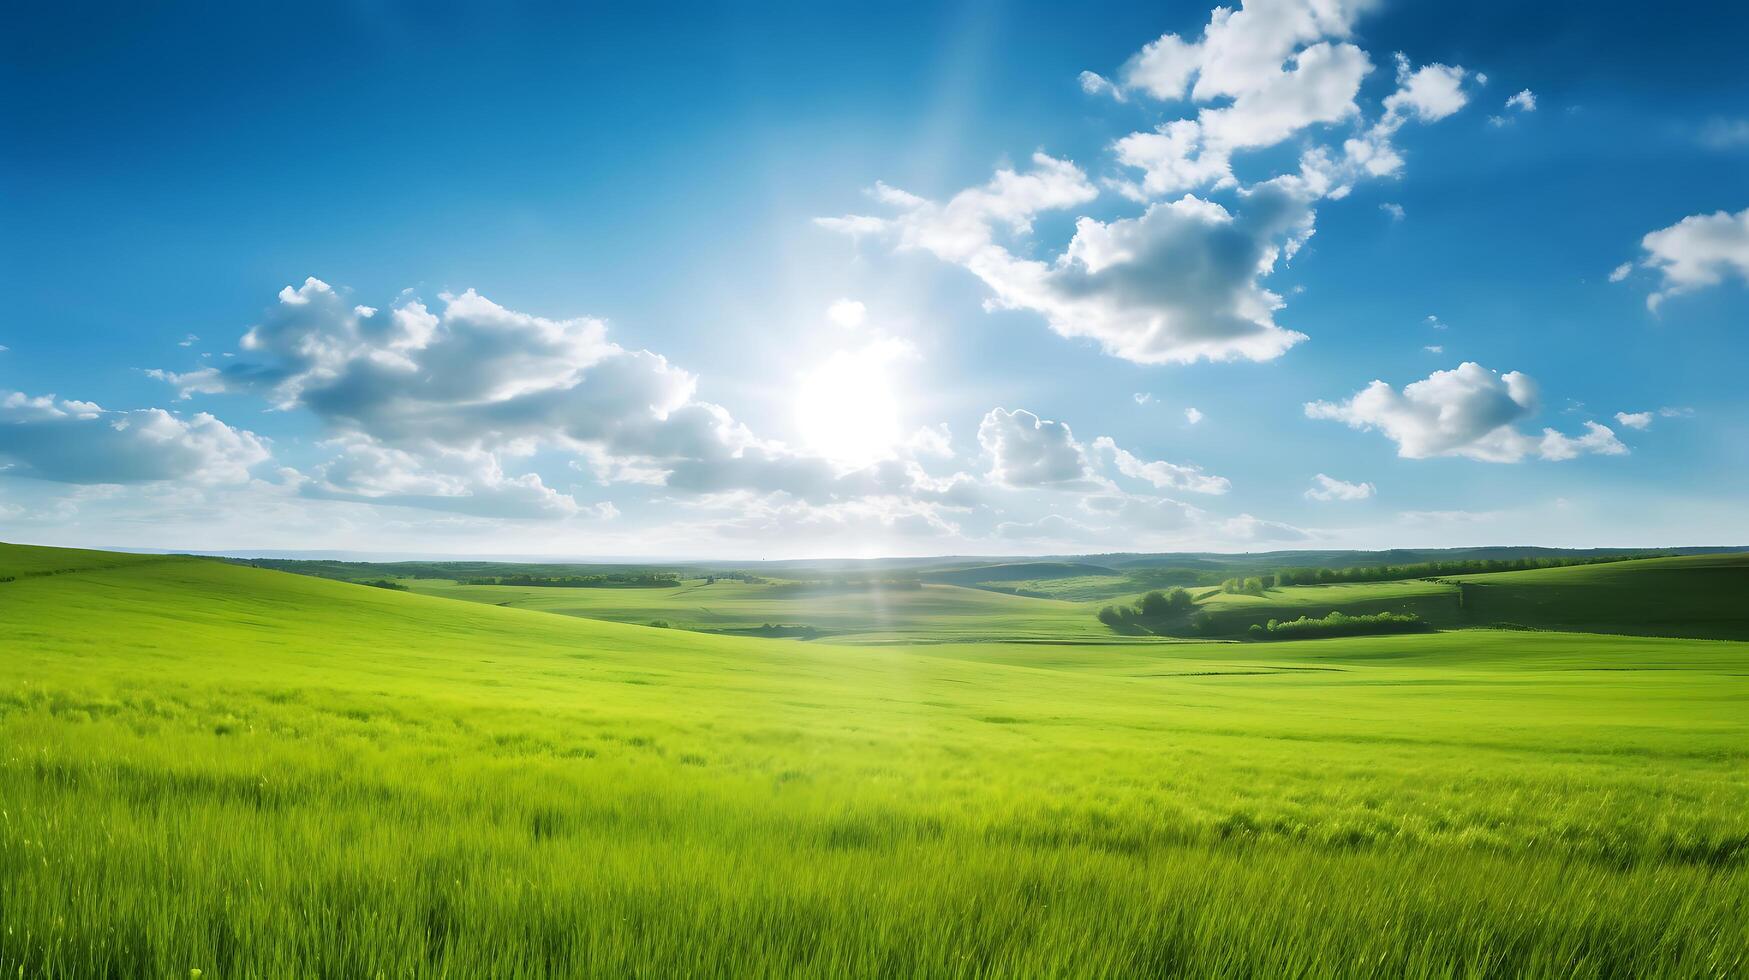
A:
1246 611 1429 640
704 571 769 584
1098 588 1196 628
360 579 408 591
1230 553 1661 592
462 573 681 588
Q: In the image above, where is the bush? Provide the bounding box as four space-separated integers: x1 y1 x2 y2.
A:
1097 588 1195 632
1245 610 1430 641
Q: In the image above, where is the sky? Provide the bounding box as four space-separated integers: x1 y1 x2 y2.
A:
2 0 1746 559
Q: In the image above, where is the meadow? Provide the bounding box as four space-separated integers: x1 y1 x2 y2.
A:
399 575 1119 644
1 542 1746 976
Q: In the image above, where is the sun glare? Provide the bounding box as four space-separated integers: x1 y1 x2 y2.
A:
794 347 905 468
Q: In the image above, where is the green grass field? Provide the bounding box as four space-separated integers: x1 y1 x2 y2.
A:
399 576 1123 644
3 542 1747 976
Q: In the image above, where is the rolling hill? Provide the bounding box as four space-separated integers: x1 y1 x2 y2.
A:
2 541 1746 976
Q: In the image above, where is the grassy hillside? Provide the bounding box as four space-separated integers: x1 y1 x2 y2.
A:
1093 553 1749 641
2 541 1747 976
1190 579 1465 633
1448 552 1749 640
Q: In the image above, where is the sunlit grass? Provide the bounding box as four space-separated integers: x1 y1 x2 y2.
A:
1 544 1745 976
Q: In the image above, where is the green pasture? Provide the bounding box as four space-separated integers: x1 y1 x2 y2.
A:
1 542 1746 976
399 575 1119 644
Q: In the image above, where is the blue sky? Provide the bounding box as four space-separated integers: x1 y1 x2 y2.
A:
2 0 1746 558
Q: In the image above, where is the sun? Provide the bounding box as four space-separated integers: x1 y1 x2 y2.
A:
794 345 907 468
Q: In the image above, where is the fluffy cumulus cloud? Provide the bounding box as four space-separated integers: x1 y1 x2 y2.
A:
826 161 1315 363
1306 362 1628 463
977 408 1095 488
1305 472 1375 501
116 279 1317 549
153 279 978 519
823 0 1468 365
1091 436 1229 494
1613 411 1653 430
1619 207 1749 310
977 407 1230 494
0 392 268 484
296 438 607 520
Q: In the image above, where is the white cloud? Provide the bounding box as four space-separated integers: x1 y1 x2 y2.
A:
1424 345 1443 353
820 153 1097 264
1425 314 1447 329
826 298 867 329
0 392 268 484
1504 89 1536 113
1133 392 1153 405
1306 362 1628 463
1184 406 1204 425
1078 70 1125 101
995 512 1098 541
828 159 1314 363
1079 491 1205 533
1536 422 1628 461
904 423 954 458
1659 406 1695 418
153 280 978 519
974 407 1229 495
1305 472 1375 501
178 333 199 347
977 407 1094 488
1631 207 1749 310
1608 261 1633 283
298 438 603 520
1380 202 1405 220
1382 57 1469 124
1091 436 1230 495
1336 56 1468 181
145 367 227 400
827 2 1466 368
1614 411 1653 430
114 281 1324 549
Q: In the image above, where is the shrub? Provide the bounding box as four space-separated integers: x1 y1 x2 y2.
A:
1245 610 1430 641
1096 588 1195 632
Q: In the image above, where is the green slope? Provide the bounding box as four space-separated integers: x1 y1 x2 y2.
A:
2 542 1747 976
1447 552 1749 640
1106 553 1749 641
1190 579 1466 632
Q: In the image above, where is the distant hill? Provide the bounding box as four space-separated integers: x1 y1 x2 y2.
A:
1447 553 1749 642
1170 553 1749 642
